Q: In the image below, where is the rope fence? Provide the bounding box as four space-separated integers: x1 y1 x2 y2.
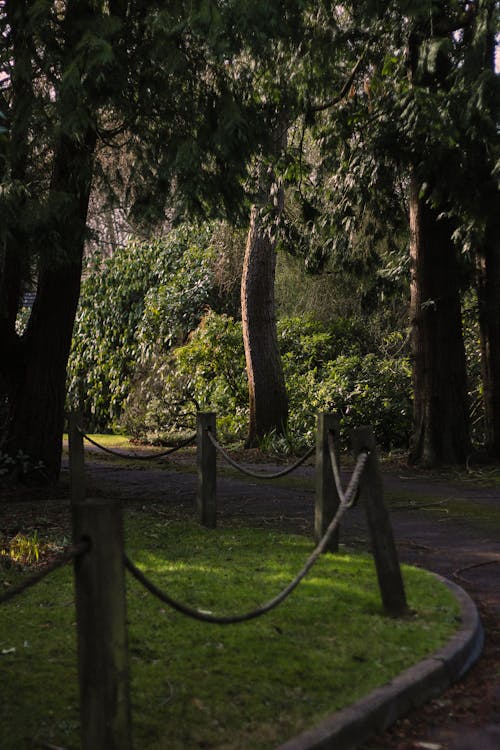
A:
0 410 406 750
206 430 315 479
0 541 89 606
67 410 196 505
124 448 368 625
328 430 365 507
78 429 196 460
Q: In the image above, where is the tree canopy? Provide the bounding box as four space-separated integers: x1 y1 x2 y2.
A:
0 0 499 478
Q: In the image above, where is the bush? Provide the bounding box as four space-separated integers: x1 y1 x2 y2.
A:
123 312 412 451
68 224 229 431
122 312 248 442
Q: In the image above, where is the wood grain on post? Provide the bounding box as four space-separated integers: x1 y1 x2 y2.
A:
314 412 340 553
68 411 85 505
352 426 408 617
72 499 132 750
197 412 217 528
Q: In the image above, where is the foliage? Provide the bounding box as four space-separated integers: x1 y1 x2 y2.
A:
462 291 486 448
123 312 248 441
0 450 46 484
278 319 412 451
67 225 227 431
124 312 412 451
0 517 459 749
1 531 40 566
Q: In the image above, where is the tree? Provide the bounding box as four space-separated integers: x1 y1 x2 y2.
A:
405 4 473 465
285 1 498 464
408 177 470 465
464 0 500 457
1 0 99 478
0 0 291 480
241 196 289 446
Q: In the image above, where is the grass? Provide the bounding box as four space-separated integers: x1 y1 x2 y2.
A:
62 432 137 450
0 515 460 750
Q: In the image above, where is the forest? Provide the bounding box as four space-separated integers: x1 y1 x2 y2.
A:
1 0 499 482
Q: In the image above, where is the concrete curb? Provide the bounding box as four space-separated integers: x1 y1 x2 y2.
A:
276 576 484 750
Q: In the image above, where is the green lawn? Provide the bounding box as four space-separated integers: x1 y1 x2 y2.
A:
0 516 460 750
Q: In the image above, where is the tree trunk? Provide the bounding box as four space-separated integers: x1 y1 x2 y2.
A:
477 224 500 458
409 175 470 466
5 131 96 480
241 204 288 447
0 0 32 436
473 2 500 458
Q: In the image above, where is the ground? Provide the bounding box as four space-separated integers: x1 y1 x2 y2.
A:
1 445 499 749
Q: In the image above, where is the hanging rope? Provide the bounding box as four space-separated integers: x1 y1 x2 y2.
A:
327 431 368 508
206 430 315 479
124 448 369 625
79 430 196 460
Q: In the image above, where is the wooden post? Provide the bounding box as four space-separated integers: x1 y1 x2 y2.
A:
68 411 85 505
352 426 408 617
72 499 132 750
314 412 340 553
197 412 217 528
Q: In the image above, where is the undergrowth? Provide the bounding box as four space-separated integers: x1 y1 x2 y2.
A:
0 518 460 750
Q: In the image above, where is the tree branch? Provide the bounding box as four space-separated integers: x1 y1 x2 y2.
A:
308 44 369 115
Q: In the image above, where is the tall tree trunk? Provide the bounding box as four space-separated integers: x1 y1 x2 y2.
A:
2 0 99 480
409 175 470 466
6 131 96 479
241 203 288 447
0 0 32 436
477 222 500 458
473 1 500 458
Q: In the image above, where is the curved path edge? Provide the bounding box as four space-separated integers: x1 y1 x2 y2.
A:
276 576 484 750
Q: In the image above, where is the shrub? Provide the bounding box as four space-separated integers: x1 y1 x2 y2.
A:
68 225 226 431
123 312 412 451
122 312 248 442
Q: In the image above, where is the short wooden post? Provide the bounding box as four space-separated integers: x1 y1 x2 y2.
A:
314 412 340 553
197 412 217 528
352 426 408 617
72 499 132 750
68 411 85 505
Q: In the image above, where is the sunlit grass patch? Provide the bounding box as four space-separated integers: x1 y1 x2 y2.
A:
62 432 133 449
0 518 460 750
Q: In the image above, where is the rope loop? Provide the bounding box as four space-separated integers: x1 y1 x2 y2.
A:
124 448 368 625
78 429 196 460
327 431 369 508
0 541 89 606
206 430 315 479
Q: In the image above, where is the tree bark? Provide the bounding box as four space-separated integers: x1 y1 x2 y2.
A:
1 0 98 481
0 0 32 428
473 1 500 458
477 222 500 458
5 130 96 480
409 175 470 466
241 203 288 447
